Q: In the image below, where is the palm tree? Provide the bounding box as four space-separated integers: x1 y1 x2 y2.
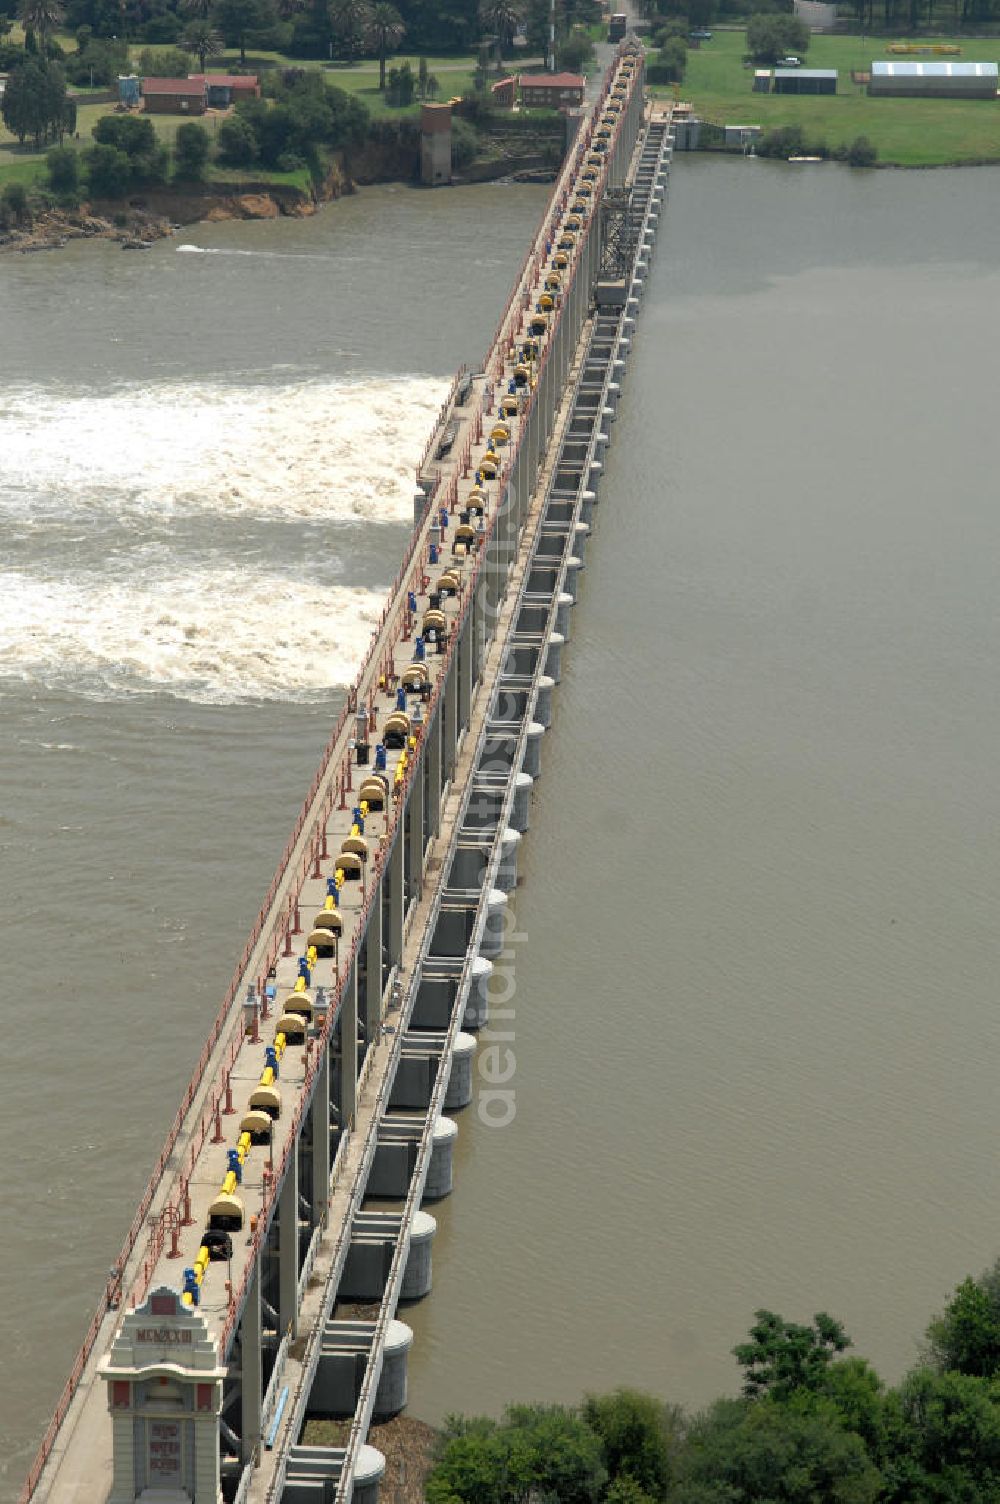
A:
17 0 64 50
367 1 403 90
478 0 523 66
181 18 224 69
328 0 370 59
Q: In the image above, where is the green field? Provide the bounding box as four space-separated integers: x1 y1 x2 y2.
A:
326 59 477 117
656 29 1000 165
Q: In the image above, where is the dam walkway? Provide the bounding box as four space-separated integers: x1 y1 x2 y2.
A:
23 48 670 1504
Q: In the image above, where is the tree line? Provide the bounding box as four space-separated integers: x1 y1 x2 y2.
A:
2 0 598 68
426 1254 1000 1502
637 0 1000 33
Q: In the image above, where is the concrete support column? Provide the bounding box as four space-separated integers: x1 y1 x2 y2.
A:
457 618 472 732
363 889 383 1045
443 655 458 783
425 709 441 838
469 577 484 688
339 959 358 1131
311 1045 330 1223
389 832 404 966
407 768 424 906
278 1141 299 1339
241 1254 262 1465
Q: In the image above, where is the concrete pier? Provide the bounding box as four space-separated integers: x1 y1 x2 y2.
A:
22 45 671 1504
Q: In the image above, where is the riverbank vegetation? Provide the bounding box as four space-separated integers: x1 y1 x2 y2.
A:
647 27 1000 165
423 1253 1000 1502
0 0 589 210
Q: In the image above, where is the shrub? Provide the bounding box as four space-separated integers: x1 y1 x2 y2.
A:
140 12 182 42
557 29 595 73
136 46 193 78
217 112 259 165
63 37 129 86
1 180 31 225
757 122 802 157
83 141 133 196
46 142 80 192
386 60 414 106
93 113 156 157
847 134 877 167
173 120 210 179
450 116 478 168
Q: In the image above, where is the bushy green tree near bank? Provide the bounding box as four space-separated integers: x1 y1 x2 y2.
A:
425 1258 1000 1504
1 54 71 145
746 13 809 64
173 119 211 176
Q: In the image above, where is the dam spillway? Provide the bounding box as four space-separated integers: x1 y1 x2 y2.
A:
22 46 672 1504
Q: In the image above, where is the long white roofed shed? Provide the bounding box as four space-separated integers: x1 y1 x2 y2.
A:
868 59 999 96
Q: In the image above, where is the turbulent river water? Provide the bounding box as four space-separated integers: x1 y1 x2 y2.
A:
3 159 1000 1498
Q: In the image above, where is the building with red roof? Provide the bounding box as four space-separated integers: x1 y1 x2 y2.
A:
518 71 586 110
141 77 207 114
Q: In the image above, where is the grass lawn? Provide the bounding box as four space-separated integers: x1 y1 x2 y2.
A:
324 59 476 117
657 29 1000 165
0 101 311 192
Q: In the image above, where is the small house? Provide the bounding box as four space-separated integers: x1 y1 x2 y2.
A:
772 68 838 95
518 71 586 111
189 73 261 108
141 77 207 114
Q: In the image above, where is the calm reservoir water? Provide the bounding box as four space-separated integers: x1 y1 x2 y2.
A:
3 159 1000 1496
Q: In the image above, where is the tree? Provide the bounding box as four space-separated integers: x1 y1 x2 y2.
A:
180 17 222 66
925 1262 1000 1379
136 44 194 75
179 0 213 17
674 1396 882 1504
46 141 79 191
1 55 68 145
1 180 31 225
557 27 594 72
478 0 522 63
327 0 368 57
212 0 276 61
93 109 154 154
385 56 412 104
582 1389 678 1500
745 12 809 62
426 1404 608 1504
17 0 64 50
174 119 210 176
217 109 258 161
881 1368 1000 1503
450 113 476 163
733 1310 850 1402
650 36 686 82
92 111 168 180
63 34 129 85
366 0 402 89
82 139 132 194
606 1480 658 1504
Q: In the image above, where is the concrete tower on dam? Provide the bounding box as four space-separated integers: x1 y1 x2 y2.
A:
21 40 673 1504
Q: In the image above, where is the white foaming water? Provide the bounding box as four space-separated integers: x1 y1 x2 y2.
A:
0 375 447 524
0 567 386 703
